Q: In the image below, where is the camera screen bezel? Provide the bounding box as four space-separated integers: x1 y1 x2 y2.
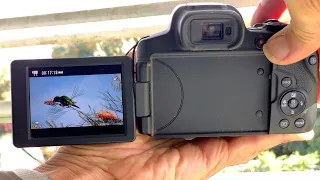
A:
11 56 136 147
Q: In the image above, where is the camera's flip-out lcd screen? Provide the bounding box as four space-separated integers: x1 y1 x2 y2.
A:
28 65 125 138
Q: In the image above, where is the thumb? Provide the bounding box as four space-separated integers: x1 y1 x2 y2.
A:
263 0 320 65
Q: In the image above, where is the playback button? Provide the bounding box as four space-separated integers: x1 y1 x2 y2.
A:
279 119 290 129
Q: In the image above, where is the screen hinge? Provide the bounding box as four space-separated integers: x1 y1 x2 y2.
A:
135 82 151 117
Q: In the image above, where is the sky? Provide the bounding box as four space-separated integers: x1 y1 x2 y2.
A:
29 73 123 128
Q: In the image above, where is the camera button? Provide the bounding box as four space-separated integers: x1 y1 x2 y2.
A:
288 98 298 109
308 55 317 65
294 118 305 128
281 77 292 88
255 36 266 49
281 99 288 108
279 119 290 129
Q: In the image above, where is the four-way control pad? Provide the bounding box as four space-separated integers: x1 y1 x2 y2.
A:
280 91 306 116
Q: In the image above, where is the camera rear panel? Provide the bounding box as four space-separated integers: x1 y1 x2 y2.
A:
149 51 272 136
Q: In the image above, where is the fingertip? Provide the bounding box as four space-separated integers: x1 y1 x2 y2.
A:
263 43 279 64
262 42 292 65
297 130 315 140
251 0 287 26
284 131 315 142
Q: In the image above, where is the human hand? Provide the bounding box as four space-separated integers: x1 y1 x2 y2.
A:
251 0 320 65
35 131 313 180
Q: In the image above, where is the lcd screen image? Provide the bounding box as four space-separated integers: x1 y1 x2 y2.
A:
28 65 124 134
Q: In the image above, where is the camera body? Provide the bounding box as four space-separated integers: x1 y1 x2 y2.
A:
134 4 318 138
11 4 318 147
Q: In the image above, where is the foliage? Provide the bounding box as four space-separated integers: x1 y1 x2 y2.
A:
0 123 12 136
241 113 320 172
242 151 320 172
0 68 10 101
40 146 58 160
51 38 139 58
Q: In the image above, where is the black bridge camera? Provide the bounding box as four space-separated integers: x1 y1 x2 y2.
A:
11 4 318 147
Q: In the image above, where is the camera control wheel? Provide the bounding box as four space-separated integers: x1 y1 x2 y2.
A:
280 91 306 116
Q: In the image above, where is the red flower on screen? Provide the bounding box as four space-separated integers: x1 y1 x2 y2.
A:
96 110 119 121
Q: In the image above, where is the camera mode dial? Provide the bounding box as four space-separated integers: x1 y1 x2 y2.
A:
253 19 287 33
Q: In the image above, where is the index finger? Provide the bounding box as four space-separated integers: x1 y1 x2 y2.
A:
251 0 287 26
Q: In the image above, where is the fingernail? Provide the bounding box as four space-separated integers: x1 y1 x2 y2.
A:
264 35 290 62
